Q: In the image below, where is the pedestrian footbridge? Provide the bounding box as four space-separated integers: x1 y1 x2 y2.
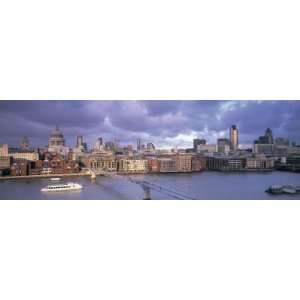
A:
86 168 196 200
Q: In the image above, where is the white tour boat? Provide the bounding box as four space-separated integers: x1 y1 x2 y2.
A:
41 182 83 192
50 177 61 181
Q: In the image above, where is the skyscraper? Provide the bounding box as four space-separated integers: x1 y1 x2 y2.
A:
265 128 274 144
146 143 155 151
137 138 141 151
21 136 30 150
193 139 206 152
230 125 238 151
76 136 83 147
255 128 274 145
217 138 230 154
94 137 103 151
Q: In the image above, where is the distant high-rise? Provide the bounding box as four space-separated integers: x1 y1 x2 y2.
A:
105 141 115 150
21 136 30 150
93 137 103 151
255 128 274 145
137 138 141 151
193 139 206 152
146 143 155 151
76 136 83 147
97 137 103 146
265 128 274 144
275 137 289 146
217 138 230 154
82 142 88 151
230 125 238 151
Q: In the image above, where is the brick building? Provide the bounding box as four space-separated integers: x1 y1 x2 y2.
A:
10 159 30 176
146 157 160 173
158 158 176 172
191 155 207 171
175 154 192 172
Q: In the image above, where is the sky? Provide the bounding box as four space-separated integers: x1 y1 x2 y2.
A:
0 100 299 149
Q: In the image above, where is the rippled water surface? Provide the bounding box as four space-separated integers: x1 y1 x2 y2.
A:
0 171 300 200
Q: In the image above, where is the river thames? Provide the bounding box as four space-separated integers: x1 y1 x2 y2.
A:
0 171 300 200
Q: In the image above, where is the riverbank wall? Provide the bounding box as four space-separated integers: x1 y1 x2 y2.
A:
0 173 90 180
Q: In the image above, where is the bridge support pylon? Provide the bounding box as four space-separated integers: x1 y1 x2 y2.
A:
142 185 151 200
90 170 96 180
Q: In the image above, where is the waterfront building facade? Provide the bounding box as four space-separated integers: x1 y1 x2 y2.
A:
207 156 246 171
286 155 300 171
175 154 192 172
227 158 246 170
9 150 39 161
246 155 274 169
10 159 29 176
87 155 117 171
118 159 148 173
147 157 160 173
0 156 12 170
158 157 177 172
191 155 206 171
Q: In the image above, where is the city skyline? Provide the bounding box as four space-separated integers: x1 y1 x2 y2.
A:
0 100 299 148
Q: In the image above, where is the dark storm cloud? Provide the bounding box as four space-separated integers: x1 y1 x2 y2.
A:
0 100 104 128
0 100 299 148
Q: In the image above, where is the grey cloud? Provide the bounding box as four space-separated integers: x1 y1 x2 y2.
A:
0 100 299 148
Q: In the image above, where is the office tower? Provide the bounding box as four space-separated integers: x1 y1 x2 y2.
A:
275 137 290 146
21 136 30 150
255 128 275 145
147 143 155 151
217 138 230 154
94 137 103 150
137 138 141 151
105 141 115 150
265 128 274 144
82 142 88 151
76 136 83 147
193 139 206 152
230 125 238 151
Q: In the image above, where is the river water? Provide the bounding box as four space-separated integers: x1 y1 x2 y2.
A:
0 171 300 200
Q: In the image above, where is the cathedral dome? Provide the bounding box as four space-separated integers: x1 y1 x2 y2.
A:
48 126 65 147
